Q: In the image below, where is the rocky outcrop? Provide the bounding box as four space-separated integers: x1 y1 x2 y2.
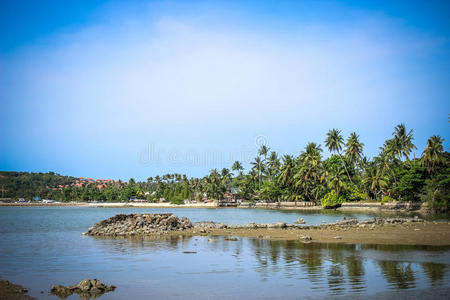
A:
86 214 193 236
87 214 426 238
329 217 424 227
0 280 35 300
50 279 115 299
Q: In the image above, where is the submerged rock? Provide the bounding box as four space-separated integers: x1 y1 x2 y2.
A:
298 235 312 241
50 279 115 299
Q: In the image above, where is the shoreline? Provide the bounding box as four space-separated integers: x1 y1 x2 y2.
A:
0 201 435 214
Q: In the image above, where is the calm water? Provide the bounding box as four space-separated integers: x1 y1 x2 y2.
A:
0 207 449 299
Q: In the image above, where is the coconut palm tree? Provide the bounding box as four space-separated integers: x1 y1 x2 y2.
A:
204 169 223 200
327 168 347 195
221 168 232 188
345 132 364 166
393 123 416 161
325 129 353 184
362 165 388 200
251 157 265 191
295 142 323 202
232 161 244 177
267 151 281 179
258 145 270 160
278 155 296 188
421 135 445 173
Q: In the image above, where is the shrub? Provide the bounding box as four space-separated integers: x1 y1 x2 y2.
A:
347 186 366 202
381 195 395 204
320 190 345 208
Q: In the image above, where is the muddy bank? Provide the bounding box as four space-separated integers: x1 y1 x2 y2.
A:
0 280 35 300
86 214 450 246
204 222 450 246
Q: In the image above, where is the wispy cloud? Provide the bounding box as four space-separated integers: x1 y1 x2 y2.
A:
1 1 448 178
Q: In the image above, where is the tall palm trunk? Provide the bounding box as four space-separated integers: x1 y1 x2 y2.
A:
338 150 353 185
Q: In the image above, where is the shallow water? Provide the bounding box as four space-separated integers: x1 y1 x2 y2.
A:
0 207 449 299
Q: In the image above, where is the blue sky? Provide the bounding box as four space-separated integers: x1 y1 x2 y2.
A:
1 0 449 181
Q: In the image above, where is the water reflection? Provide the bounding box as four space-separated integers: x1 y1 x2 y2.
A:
345 255 365 291
379 261 416 289
421 262 446 285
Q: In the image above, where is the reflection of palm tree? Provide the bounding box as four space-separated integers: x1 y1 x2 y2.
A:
298 249 323 277
379 261 416 289
346 255 365 289
421 262 446 284
328 265 345 295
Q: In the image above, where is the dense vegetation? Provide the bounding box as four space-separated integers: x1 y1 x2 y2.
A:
1 124 448 210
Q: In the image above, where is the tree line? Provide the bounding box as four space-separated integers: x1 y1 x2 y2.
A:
0 124 448 210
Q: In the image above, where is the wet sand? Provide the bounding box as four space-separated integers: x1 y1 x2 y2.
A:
163 222 450 246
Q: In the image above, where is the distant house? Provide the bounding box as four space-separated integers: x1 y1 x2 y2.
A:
223 188 241 203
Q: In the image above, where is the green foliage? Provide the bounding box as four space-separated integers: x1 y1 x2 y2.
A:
320 190 345 208
420 167 450 211
392 163 426 202
381 196 395 204
259 181 282 202
347 186 366 202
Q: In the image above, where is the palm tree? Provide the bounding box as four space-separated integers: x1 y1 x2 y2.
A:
296 142 323 202
393 123 416 161
421 135 445 173
278 155 296 188
345 132 364 166
362 165 388 200
300 142 322 168
221 168 232 188
232 161 244 177
327 168 346 195
258 145 270 160
325 129 353 184
205 169 223 200
325 129 344 153
267 151 281 179
251 157 265 191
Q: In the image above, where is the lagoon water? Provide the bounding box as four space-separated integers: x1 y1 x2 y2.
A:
0 207 449 299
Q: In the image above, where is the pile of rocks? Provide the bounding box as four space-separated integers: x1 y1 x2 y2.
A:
50 279 115 299
329 217 424 227
86 214 193 236
194 221 290 230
